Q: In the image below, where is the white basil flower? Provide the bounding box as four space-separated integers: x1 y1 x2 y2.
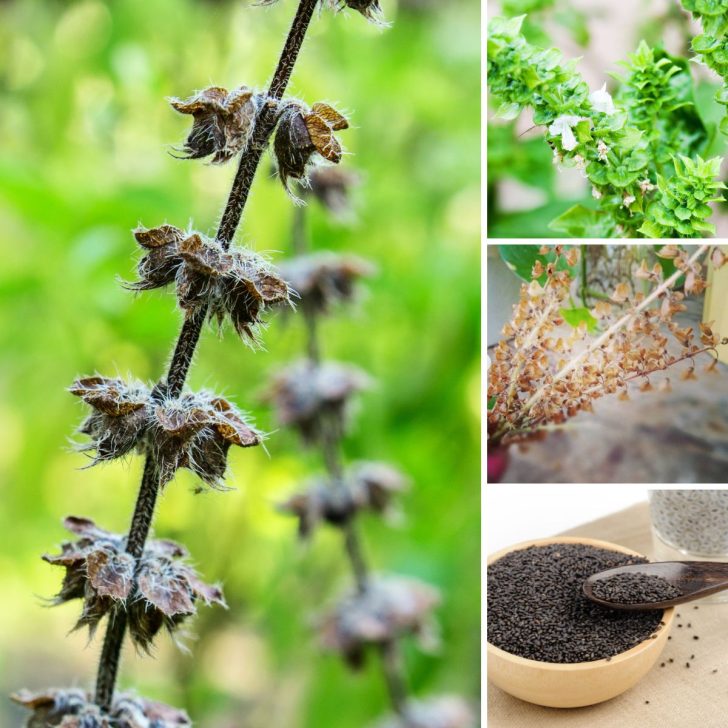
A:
548 115 584 151
590 83 615 115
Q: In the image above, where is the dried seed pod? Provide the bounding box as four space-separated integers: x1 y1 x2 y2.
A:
11 687 191 727
69 377 152 463
278 251 374 313
273 101 349 194
151 392 261 488
319 575 440 669
333 0 389 26
130 226 291 344
349 461 408 513
43 517 225 650
170 85 259 164
371 695 475 728
264 360 371 444
280 462 407 538
130 224 186 291
308 166 358 218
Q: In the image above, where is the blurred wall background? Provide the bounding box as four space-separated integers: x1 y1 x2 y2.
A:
0 0 480 725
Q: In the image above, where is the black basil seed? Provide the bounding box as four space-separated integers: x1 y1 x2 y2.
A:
591 573 681 604
487 544 664 663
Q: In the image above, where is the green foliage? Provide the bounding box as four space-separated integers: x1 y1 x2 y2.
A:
559 306 599 332
487 14 725 238
615 42 707 165
680 0 728 134
642 155 726 236
548 204 612 237
498 243 577 284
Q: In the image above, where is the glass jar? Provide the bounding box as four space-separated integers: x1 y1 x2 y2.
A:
649 490 728 603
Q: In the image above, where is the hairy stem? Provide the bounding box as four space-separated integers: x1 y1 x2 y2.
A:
92 0 318 710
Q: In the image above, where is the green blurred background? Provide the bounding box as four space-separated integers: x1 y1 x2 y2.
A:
0 0 480 725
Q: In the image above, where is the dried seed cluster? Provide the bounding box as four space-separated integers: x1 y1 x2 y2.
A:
261 0 388 27
130 224 291 343
44 517 224 651
11 688 190 727
591 573 682 604
170 85 260 164
488 245 727 446
265 359 371 444
279 461 407 538
279 251 375 313
70 376 260 488
319 576 440 668
274 101 349 195
307 166 359 218
487 543 665 663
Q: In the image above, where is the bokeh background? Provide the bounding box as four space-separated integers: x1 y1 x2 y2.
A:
0 0 480 725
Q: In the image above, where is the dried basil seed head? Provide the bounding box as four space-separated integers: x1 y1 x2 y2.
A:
308 166 359 219
170 85 259 164
69 376 152 464
264 359 371 444
371 695 475 728
129 224 186 292
319 575 440 669
332 0 389 26
273 101 349 196
130 226 291 344
43 516 225 651
280 461 407 539
278 251 374 314
150 392 261 489
11 687 191 727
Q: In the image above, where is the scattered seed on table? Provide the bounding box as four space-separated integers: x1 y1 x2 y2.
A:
660 662 665 668
694 635 700 640
691 654 695 660
669 658 674 663
686 663 691 668
687 623 691 628
645 700 650 704
713 669 718 674
694 606 699 610
487 544 664 663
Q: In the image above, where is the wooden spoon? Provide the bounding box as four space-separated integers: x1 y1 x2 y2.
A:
583 561 728 610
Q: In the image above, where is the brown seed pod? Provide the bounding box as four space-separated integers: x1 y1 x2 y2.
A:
43 516 225 651
273 101 349 195
130 226 291 344
151 392 261 489
307 166 359 218
170 85 259 164
69 377 152 463
279 462 407 539
264 359 371 444
318 575 440 669
278 251 375 313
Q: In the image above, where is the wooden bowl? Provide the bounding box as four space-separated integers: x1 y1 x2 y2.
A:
487 536 675 708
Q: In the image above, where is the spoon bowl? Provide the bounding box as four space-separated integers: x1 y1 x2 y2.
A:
488 536 674 708
584 561 728 610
